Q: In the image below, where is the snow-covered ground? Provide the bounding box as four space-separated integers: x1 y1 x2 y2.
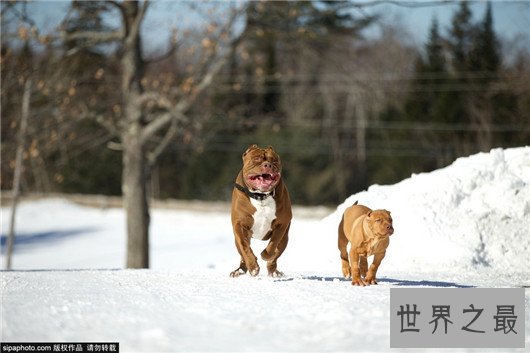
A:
1 147 529 352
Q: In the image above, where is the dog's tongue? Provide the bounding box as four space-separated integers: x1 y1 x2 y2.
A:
251 173 275 181
255 175 273 187
248 173 278 191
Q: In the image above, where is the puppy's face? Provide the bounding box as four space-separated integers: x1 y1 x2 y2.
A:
242 144 282 192
367 210 394 237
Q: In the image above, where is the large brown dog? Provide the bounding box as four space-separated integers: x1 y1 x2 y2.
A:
230 145 292 278
338 202 394 286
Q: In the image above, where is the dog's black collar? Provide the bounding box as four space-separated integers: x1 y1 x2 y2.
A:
234 183 274 201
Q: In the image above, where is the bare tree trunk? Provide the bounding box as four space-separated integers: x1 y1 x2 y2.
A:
150 165 160 200
123 130 150 268
121 1 150 268
5 78 31 270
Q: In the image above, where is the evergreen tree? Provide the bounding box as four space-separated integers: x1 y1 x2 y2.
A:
446 0 475 135
449 0 474 72
468 1 508 151
425 17 453 127
242 1 287 117
470 1 500 75
426 17 446 73
403 17 448 124
396 16 455 171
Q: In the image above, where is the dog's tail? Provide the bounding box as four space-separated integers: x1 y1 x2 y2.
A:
338 214 348 259
338 201 357 251
338 201 357 260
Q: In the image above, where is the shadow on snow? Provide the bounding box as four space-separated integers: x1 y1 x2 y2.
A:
276 275 473 288
0 228 97 254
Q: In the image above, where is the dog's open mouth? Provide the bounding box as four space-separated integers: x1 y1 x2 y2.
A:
246 173 280 192
249 173 278 182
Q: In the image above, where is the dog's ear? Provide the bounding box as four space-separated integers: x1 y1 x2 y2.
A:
367 211 372 218
243 144 258 157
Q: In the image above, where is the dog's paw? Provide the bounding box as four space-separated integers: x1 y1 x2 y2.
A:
230 268 246 277
365 277 378 285
249 267 260 277
351 277 366 286
268 270 284 278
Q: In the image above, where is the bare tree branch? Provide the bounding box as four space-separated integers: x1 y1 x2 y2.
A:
147 118 179 168
78 104 120 137
107 0 125 13
139 52 229 144
2 1 37 27
140 107 189 144
145 35 179 64
124 0 150 39
137 1 151 29
61 29 124 44
139 6 245 143
107 0 129 40
139 91 174 110
178 54 228 112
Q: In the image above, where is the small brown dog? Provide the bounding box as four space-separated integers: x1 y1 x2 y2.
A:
338 201 394 286
230 145 292 278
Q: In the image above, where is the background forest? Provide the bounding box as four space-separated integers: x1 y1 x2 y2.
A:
2 0 530 206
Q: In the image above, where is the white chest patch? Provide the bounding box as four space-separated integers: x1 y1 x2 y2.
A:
250 197 277 240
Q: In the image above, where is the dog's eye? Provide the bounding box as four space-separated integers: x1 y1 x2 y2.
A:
375 219 382 223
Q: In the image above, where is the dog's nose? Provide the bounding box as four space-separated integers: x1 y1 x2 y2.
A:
262 162 272 169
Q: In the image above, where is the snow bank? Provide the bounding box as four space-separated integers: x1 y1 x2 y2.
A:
317 147 530 274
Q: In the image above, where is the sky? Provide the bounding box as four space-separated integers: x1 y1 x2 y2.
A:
4 1 530 54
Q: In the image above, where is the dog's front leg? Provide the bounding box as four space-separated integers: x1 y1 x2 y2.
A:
260 223 289 261
359 256 368 278
364 251 386 285
232 223 260 277
265 233 288 277
261 223 290 277
349 250 365 286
